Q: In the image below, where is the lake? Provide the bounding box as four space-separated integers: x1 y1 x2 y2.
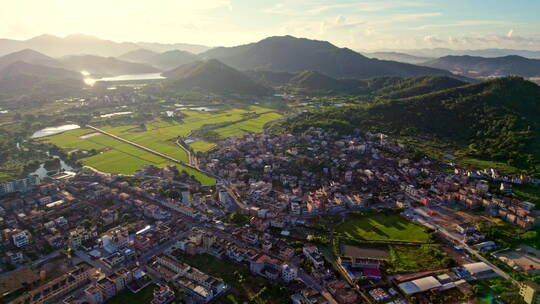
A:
32 157 74 179
31 124 80 138
84 73 165 86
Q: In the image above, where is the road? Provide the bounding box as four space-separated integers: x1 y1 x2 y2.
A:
413 207 517 284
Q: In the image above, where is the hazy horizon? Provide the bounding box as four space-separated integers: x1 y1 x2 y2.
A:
1 0 539 51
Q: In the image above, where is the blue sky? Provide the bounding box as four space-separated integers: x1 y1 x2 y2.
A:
1 0 539 50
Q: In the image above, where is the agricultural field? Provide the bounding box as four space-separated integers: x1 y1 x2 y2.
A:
387 244 454 273
40 128 215 185
335 211 431 243
188 140 216 153
214 112 283 138
38 106 279 185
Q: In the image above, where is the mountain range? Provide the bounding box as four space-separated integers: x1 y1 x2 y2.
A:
0 34 211 58
200 36 453 79
120 49 200 70
423 55 540 78
377 48 540 59
363 52 433 64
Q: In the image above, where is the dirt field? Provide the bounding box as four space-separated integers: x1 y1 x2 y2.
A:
494 244 540 274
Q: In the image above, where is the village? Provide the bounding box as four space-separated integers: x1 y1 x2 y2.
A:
1 127 540 303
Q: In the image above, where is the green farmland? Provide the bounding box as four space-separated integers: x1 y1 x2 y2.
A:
39 106 281 185
40 128 215 185
215 112 283 138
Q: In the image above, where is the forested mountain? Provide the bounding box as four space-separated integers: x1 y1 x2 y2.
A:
0 49 65 70
162 59 271 96
281 77 540 168
423 55 540 78
61 55 160 77
201 36 453 79
118 48 159 63
0 61 83 105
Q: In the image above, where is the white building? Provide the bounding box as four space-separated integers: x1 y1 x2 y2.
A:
281 264 298 283
12 230 31 247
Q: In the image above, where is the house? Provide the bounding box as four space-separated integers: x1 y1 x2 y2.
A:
303 246 325 268
281 264 298 283
12 230 31 248
520 281 540 304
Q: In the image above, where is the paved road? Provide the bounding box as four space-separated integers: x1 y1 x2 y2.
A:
413 208 517 284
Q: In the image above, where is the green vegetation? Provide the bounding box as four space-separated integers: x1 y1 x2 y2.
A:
189 140 216 152
471 278 525 304
280 77 540 175
40 128 215 185
387 244 454 273
334 211 431 243
38 106 279 185
215 112 283 138
175 252 290 304
513 184 540 207
106 284 155 304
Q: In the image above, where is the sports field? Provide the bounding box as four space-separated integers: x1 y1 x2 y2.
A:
335 211 430 243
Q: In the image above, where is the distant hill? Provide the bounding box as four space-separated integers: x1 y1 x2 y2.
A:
162 59 272 96
0 34 211 57
387 48 540 59
146 50 200 70
118 49 200 70
0 49 65 70
136 42 211 55
244 70 296 87
423 55 540 78
118 48 159 63
0 61 83 104
372 76 467 99
201 36 453 79
60 55 160 77
364 52 433 64
282 77 540 167
287 71 363 94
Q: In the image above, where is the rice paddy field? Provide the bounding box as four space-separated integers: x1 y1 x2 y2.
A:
39 106 281 185
214 112 283 138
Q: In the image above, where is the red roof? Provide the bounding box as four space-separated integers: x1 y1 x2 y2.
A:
362 268 382 278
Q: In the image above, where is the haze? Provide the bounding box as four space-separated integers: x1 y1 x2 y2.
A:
2 0 539 50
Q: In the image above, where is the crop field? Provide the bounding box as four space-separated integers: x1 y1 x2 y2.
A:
335 211 430 243
38 107 278 185
40 128 215 185
215 112 283 138
188 140 216 152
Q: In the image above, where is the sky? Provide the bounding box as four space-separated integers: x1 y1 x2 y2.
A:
1 0 539 51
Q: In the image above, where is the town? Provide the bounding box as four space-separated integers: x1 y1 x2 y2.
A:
1 127 540 304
